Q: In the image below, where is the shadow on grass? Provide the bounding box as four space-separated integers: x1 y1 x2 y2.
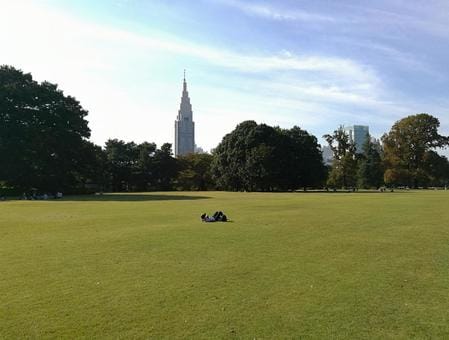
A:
293 189 401 194
58 193 211 202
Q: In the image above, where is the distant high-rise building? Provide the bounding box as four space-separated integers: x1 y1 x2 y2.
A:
321 145 334 165
174 71 195 157
344 125 369 154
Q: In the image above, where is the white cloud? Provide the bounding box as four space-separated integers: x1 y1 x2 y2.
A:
210 0 335 23
339 2 449 41
0 1 377 86
0 0 421 151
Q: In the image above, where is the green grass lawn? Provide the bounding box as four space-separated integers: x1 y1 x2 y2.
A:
1 191 449 338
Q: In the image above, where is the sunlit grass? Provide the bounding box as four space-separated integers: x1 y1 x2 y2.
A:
1 191 449 338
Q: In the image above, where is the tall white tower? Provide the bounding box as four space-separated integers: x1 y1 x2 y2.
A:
174 71 195 157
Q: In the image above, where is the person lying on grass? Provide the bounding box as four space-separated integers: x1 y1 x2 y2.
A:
201 211 228 222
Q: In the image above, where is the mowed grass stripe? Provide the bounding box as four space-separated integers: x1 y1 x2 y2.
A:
1 191 449 338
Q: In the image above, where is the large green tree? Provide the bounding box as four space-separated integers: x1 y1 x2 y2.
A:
357 136 384 189
150 143 180 190
103 140 180 192
324 127 358 188
382 114 449 187
104 139 138 192
176 153 214 191
212 121 325 191
0 65 91 192
76 141 108 193
282 126 327 190
133 142 157 191
422 151 449 187
211 121 258 191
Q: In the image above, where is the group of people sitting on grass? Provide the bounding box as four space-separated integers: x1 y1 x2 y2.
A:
201 211 228 222
21 192 63 200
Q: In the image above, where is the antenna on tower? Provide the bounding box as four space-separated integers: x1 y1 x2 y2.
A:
183 69 186 81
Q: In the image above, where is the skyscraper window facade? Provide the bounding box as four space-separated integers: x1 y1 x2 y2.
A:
344 125 369 154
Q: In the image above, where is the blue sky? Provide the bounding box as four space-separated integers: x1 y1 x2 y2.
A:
1 0 448 154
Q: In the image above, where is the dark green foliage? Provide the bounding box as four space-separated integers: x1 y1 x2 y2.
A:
76 141 108 193
0 65 91 192
4 66 449 193
133 142 157 191
104 140 180 191
324 127 358 188
0 65 183 193
211 121 257 191
422 151 449 187
283 126 327 189
211 121 326 191
357 136 384 189
382 114 449 187
104 139 139 192
176 153 214 190
150 143 180 190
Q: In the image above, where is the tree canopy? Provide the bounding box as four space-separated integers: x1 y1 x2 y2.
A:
103 140 180 192
176 153 214 191
382 113 449 187
357 136 384 189
3 65 449 195
211 121 326 191
0 65 91 192
324 127 358 188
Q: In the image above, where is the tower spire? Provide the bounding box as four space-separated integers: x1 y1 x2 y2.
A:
175 70 195 157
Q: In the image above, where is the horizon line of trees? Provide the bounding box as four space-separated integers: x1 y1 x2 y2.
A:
324 114 449 189
1 65 449 195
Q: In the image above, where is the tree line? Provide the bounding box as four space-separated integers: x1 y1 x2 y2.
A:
325 115 449 189
1 65 448 195
0 66 212 194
